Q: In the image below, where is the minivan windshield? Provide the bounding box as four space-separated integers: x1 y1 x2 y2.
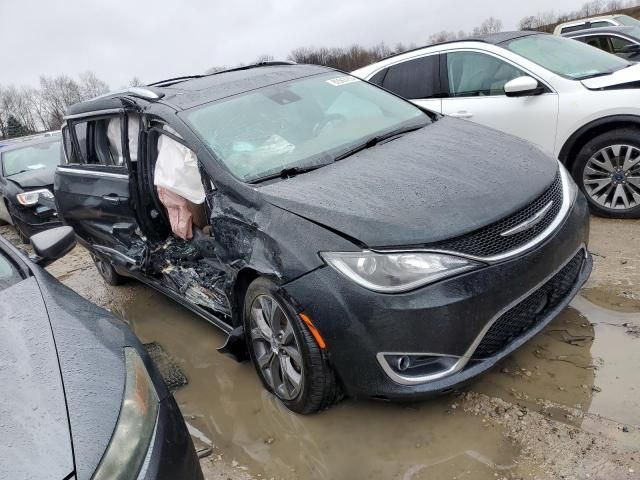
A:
505 34 631 80
1 140 60 177
184 72 429 182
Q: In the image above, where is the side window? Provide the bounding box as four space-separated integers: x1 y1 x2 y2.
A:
561 23 586 34
381 55 439 99
68 114 140 167
610 36 635 53
369 68 388 87
446 51 528 98
584 36 614 53
61 126 77 164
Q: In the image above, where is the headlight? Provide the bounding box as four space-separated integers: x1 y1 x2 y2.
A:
92 348 159 480
16 189 54 206
320 251 482 293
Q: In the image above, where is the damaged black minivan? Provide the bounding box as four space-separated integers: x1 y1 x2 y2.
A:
56 63 592 414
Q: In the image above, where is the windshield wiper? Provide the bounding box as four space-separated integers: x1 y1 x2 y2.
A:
248 163 332 184
333 123 426 162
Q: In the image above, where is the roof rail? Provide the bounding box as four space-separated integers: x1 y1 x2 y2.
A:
148 60 298 88
87 87 165 103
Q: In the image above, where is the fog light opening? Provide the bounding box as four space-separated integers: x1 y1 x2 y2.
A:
397 355 411 372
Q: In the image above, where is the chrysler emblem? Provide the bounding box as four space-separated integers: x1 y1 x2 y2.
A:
500 201 554 237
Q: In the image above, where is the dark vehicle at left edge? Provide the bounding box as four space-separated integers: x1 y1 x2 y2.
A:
0 132 62 243
0 226 203 480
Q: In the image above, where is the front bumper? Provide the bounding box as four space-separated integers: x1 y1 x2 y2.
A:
283 193 591 400
9 197 61 236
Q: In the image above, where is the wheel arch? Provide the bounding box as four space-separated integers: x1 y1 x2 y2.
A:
559 115 640 171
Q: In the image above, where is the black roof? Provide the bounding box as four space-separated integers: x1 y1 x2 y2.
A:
0 132 61 152
378 31 542 63
563 25 640 38
66 63 332 115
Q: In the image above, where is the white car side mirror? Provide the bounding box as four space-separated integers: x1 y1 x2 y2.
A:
504 76 544 97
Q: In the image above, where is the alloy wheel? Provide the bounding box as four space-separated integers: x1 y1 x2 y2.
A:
583 144 640 210
249 294 304 401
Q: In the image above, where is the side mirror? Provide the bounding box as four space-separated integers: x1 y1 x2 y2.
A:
504 76 544 97
30 226 76 267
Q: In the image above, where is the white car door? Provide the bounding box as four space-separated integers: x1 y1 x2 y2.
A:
439 50 559 156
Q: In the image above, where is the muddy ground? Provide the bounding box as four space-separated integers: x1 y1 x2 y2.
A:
2 216 639 480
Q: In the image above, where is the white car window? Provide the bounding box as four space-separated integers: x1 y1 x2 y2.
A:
446 51 527 97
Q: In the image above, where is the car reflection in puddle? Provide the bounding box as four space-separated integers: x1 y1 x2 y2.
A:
111 284 639 480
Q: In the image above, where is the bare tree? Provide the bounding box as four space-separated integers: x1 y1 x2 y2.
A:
473 17 503 35
255 54 275 63
128 76 145 87
78 71 109 99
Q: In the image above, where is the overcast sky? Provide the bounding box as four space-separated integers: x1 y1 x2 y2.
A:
1 0 589 88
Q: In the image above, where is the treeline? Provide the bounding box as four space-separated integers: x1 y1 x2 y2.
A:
0 73 142 140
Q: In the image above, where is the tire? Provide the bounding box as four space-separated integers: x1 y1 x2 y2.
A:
92 254 126 286
572 128 640 218
10 215 30 244
243 277 340 414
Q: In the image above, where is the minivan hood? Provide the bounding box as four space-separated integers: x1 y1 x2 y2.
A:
259 117 558 247
0 278 74 480
6 166 55 189
581 63 640 90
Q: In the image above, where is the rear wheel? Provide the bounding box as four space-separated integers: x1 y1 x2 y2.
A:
243 277 340 414
92 254 126 286
572 128 640 218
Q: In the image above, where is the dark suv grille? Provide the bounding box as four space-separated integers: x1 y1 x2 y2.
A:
472 251 584 359
428 172 563 258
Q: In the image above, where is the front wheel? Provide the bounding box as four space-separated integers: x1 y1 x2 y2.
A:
243 277 340 414
92 254 126 286
572 128 640 218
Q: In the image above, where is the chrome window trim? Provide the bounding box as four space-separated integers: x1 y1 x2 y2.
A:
373 161 573 264
377 245 588 386
570 32 640 45
63 108 124 121
57 166 129 179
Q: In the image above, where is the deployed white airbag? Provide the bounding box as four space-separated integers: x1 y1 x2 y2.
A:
107 115 140 165
154 129 205 204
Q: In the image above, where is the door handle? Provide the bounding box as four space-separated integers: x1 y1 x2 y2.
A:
102 194 124 204
450 111 473 119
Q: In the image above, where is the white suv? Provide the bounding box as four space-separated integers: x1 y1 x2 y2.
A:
352 31 640 218
553 14 640 35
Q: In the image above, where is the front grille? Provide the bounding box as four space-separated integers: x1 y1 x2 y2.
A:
472 251 584 359
428 172 563 258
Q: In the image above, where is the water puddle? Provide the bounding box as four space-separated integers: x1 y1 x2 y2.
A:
56 252 639 479
473 293 640 430
114 286 530 479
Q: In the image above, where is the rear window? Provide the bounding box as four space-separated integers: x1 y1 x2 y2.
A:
0 252 23 292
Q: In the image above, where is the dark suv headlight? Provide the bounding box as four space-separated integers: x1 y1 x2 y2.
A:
321 251 482 293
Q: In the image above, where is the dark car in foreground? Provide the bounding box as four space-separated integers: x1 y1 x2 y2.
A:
55 63 591 414
0 227 203 479
563 25 640 61
0 133 62 242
